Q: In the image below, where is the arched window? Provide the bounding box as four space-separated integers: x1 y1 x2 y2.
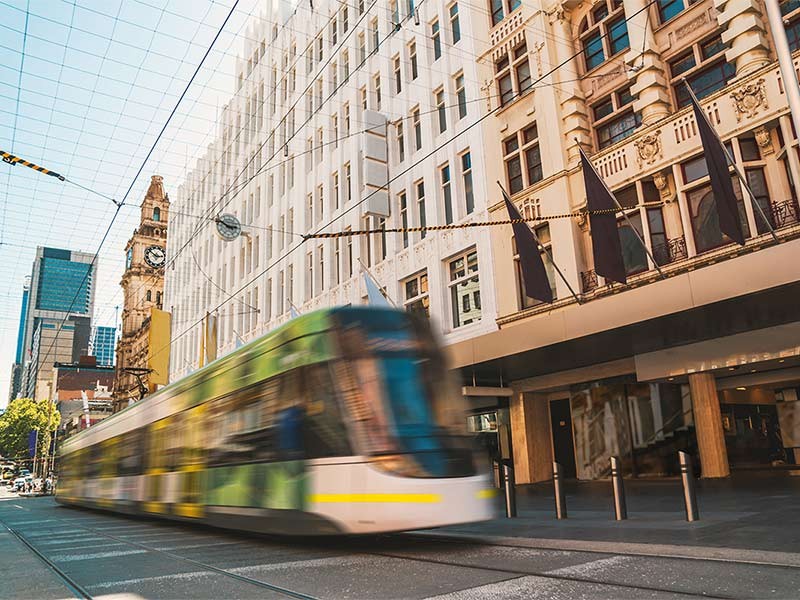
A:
153 207 161 222
146 290 152 302
156 291 162 306
580 0 629 72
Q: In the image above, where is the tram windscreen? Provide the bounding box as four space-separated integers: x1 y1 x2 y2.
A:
334 308 475 478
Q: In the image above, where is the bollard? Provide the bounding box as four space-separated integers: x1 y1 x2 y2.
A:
503 463 517 518
679 451 699 522
610 456 627 520
553 462 567 519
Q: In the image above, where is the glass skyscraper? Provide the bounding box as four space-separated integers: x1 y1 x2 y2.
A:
89 326 117 367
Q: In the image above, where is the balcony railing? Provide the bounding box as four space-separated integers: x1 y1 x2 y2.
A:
652 236 688 266
771 199 800 228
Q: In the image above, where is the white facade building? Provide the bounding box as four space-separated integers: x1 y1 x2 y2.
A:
164 0 499 380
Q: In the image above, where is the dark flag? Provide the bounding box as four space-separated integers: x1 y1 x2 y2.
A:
687 90 745 245
579 148 627 284
502 193 553 303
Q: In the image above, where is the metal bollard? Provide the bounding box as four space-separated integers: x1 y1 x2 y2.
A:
553 462 567 519
503 463 517 518
610 456 627 520
679 451 699 522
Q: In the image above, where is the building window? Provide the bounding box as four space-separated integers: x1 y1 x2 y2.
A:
399 191 409 248
397 121 405 163
593 85 641 149
332 171 340 211
360 86 367 110
343 102 350 135
358 31 366 63
341 5 349 32
431 19 441 60
448 249 481 328
373 72 382 110
342 50 350 81
449 3 461 43
390 0 400 26
332 114 339 148
454 72 466 119
334 238 341 285
495 42 531 107
579 0 628 72
514 223 555 309
461 151 474 214
435 88 447 133
503 123 542 195
670 35 735 108
393 55 402 93
403 271 430 318
345 227 353 277
306 252 314 300
409 40 419 80
416 180 427 239
371 18 379 52
330 17 338 46
317 245 325 293
441 163 453 224
490 0 521 26
657 0 700 24
152 207 161 221
411 106 422 150
344 162 352 202
785 1 800 52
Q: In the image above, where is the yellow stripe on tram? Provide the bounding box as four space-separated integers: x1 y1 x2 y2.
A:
476 488 499 499
309 493 442 504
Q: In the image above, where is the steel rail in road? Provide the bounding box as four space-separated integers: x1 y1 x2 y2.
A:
1 520 93 599
0 510 317 600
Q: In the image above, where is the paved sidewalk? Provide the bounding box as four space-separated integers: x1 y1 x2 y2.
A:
437 471 800 556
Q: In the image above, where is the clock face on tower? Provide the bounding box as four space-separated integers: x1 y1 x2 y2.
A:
144 245 166 268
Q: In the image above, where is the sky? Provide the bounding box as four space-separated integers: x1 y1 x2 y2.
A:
0 0 264 407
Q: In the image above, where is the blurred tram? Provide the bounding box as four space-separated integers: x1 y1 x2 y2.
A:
56 307 496 534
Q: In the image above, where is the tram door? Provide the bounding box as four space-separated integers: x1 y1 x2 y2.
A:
143 419 167 514
175 404 206 519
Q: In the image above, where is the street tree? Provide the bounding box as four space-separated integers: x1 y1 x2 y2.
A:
0 398 60 463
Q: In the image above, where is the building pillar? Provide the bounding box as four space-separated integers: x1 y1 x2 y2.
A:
688 372 730 478
622 0 671 125
714 0 771 77
547 6 591 165
509 391 554 483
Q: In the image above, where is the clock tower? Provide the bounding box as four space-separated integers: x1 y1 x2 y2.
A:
114 175 170 411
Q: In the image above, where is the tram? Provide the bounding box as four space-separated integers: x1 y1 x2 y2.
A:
56 306 496 534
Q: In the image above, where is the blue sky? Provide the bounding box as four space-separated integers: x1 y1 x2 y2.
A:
0 0 260 405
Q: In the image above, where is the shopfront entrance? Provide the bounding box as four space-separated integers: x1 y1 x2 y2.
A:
549 399 576 478
466 399 511 487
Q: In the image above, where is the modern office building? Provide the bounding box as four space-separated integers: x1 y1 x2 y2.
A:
89 326 117 367
17 247 96 400
7 279 30 401
164 0 800 480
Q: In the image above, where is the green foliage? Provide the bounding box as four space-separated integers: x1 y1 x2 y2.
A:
0 398 60 461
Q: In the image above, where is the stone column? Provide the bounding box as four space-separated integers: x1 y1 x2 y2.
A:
547 5 591 165
714 0 771 77
622 0 671 125
509 391 554 484
688 372 730 478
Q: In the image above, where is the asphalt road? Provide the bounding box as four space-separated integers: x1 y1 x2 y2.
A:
0 492 797 599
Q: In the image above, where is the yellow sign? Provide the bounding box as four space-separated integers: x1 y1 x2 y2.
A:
147 307 171 385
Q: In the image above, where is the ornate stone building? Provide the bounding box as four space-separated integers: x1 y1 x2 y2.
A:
114 175 170 411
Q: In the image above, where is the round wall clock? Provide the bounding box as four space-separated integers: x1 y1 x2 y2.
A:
215 213 242 241
144 245 166 268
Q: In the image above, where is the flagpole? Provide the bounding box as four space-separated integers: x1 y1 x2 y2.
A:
682 81 780 243
764 0 800 143
576 143 666 278
497 182 582 304
358 257 397 307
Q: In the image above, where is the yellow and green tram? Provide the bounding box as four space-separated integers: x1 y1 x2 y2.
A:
57 307 496 534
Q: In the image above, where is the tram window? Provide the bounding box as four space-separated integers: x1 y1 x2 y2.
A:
119 430 144 476
87 444 102 479
304 364 352 458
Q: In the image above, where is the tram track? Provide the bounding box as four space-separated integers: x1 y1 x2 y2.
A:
3 502 792 599
0 510 318 600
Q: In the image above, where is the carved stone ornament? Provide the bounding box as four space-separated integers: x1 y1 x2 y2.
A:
576 204 589 231
730 78 767 122
634 130 663 166
754 125 774 155
652 170 671 198
675 13 709 40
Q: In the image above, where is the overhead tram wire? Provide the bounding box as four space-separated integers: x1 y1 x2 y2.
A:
111 0 435 325
31 0 244 386
150 0 661 366
1 0 30 247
